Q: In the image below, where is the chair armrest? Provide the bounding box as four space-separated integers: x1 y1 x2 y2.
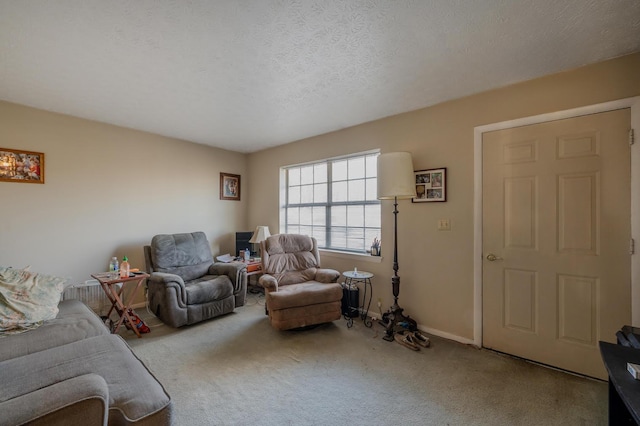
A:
209 262 246 278
210 262 247 293
316 268 340 283
147 272 187 305
0 374 109 426
259 274 278 291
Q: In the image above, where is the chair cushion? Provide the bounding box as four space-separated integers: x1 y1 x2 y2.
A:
262 234 320 275
185 275 233 305
264 234 314 255
267 281 342 311
150 232 214 282
270 269 319 286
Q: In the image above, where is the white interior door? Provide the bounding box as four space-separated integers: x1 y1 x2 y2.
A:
482 108 631 379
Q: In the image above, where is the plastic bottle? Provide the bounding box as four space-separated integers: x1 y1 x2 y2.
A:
120 256 130 278
244 248 250 262
109 257 119 278
109 257 119 273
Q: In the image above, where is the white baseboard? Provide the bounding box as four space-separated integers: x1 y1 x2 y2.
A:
366 310 478 348
418 325 477 348
131 302 146 310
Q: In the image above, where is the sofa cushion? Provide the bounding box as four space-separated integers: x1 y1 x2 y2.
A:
185 275 233 304
0 335 172 424
0 299 109 362
267 281 343 311
150 232 214 282
0 266 66 335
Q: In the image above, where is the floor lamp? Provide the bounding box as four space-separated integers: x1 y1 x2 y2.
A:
377 152 417 341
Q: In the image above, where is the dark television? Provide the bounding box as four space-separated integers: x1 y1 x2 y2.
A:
235 231 254 257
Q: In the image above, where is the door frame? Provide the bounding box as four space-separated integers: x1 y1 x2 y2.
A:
473 97 640 348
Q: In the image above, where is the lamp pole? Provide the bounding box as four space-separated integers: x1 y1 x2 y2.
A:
376 151 417 342
391 196 400 308
382 195 416 341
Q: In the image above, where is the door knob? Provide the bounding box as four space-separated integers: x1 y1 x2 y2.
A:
486 253 503 262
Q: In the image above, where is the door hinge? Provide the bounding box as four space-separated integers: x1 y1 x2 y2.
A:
631 238 636 255
631 129 635 146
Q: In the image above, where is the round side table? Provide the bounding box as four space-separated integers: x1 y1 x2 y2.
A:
342 270 373 328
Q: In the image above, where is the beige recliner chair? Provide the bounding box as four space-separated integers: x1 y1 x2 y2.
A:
259 234 342 330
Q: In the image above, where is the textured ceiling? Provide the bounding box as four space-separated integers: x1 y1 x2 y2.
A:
1 1 639 153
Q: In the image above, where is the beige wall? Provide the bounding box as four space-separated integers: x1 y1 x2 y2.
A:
0 102 247 303
247 53 640 341
2 53 638 337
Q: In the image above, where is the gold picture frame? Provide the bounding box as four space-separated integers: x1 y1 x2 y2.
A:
0 147 45 184
220 172 241 201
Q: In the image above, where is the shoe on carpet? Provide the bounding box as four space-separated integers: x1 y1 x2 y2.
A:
410 331 431 348
394 332 420 351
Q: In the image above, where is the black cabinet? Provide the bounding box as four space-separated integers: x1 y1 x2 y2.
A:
341 286 359 318
600 341 640 424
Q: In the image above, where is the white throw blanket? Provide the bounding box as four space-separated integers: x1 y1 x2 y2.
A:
0 266 66 335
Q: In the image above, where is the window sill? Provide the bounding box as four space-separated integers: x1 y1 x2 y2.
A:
319 249 383 263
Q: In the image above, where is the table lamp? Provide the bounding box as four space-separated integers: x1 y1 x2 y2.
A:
249 226 271 258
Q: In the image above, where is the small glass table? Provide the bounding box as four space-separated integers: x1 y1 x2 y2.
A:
342 270 373 328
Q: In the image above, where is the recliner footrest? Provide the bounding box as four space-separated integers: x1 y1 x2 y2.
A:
267 282 342 311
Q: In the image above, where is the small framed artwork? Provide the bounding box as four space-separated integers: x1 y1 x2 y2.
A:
220 172 241 201
412 168 446 203
0 147 45 184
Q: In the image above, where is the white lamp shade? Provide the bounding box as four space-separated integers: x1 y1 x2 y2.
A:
248 226 271 243
377 152 417 200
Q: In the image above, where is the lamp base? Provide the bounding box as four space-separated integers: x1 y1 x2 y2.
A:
380 303 417 341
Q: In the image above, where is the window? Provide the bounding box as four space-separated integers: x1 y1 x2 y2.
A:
282 151 380 253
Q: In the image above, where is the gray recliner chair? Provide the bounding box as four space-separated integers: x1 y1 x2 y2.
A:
144 232 247 327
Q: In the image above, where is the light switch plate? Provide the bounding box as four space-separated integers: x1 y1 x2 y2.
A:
437 219 451 231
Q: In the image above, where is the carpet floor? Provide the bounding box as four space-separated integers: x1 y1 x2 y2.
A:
122 292 607 425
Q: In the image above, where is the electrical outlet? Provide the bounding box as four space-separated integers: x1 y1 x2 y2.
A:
437 219 451 231
377 298 382 308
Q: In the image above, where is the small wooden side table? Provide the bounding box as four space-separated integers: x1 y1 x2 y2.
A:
247 263 263 292
91 272 149 338
232 260 263 291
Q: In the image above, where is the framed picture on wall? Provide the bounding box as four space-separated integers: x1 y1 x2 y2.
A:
0 147 45 184
412 168 446 202
220 172 241 201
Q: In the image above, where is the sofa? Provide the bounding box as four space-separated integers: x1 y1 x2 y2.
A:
144 232 247 327
0 299 173 426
